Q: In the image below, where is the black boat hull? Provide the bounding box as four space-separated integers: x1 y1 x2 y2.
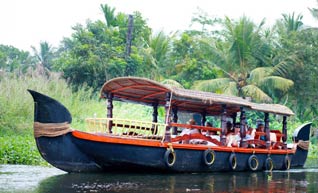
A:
28 90 311 173
71 134 293 172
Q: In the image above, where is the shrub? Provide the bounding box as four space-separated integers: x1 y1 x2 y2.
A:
0 135 47 165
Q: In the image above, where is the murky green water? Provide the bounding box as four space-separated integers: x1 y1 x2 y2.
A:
1 160 318 193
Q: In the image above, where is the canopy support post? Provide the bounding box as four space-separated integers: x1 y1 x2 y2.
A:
106 92 113 133
282 116 287 149
164 92 171 142
201 111 206 126
221 104 227 146
172 106 178 135
240 107 247 148
232 112 237 126
264 112 270 149
151 101 158 134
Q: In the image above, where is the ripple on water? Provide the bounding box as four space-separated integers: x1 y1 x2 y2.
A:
0 165 65 192
1 164 318 193
71 181 140 192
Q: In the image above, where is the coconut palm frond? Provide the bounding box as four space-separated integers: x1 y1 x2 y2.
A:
192 78 232 93
248 67 273 85
161 79 184 88
242 84 272 103
223 81 239 96
149 31 171 66
272 60 290 76
261 76 294 92
272 55 303 76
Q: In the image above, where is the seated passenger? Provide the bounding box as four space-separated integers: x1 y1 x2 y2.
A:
226 123 241 147
270 132 277 143
180 119 198 144
245 126 256 148
226 121 234 135
245 126 256 140
256 121 266 141
201 122 216 135
205 122 220 141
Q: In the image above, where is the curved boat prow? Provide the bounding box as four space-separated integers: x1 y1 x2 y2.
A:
28 89 72 123
293 122 311 142
291 122 312 167
28 90 101 173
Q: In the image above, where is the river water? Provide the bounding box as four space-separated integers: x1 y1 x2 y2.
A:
1 159 318 193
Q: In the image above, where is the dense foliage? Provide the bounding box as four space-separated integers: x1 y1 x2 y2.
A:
0 4 318 164
0 135 46 165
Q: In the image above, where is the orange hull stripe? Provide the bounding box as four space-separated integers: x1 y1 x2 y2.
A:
72 131 295 155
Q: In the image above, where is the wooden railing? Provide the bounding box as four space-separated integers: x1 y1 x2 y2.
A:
169 123 222 133
85 118 167 140
85 119 286 148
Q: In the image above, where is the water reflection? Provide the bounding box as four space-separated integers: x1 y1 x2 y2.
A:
0 165 64 193
36 170 318 193
1 164 318 193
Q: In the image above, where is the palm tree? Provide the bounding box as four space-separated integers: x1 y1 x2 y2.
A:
192 66 293 103
100 4 117 27
192 16 294 103
281 12 303 32
31 41 54 71
136 31 172 80
149 31 172 77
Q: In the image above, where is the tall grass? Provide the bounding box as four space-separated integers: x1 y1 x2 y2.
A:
0 70 155 164
0 70 106 135
0 71 104 164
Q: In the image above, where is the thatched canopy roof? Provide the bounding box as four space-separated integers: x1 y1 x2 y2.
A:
101 77 294 116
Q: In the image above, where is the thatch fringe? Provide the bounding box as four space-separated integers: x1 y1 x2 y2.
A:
101 77 294 116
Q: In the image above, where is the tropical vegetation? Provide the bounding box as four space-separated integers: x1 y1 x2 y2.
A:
1 3 318 164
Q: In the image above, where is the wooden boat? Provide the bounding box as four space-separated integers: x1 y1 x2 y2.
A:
28 77 311 173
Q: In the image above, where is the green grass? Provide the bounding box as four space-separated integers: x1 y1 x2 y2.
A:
0 71 106 135
0 71 104 164
0 135 47 165
0 71 164 165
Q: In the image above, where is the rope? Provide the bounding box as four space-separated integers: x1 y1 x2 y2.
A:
297 140 310 150
34 122 72 138
167 143 174 152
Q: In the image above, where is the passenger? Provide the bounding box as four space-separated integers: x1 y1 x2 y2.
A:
245 125 256 148
188 119 199 135
201 121 214 136
180 118 198 144
256 121 266 141
245 126 256 140
226 123 241 147
255 120 277 143
270 132 277 143
205 122 220 141
226 121 233 135
194 121 219 146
